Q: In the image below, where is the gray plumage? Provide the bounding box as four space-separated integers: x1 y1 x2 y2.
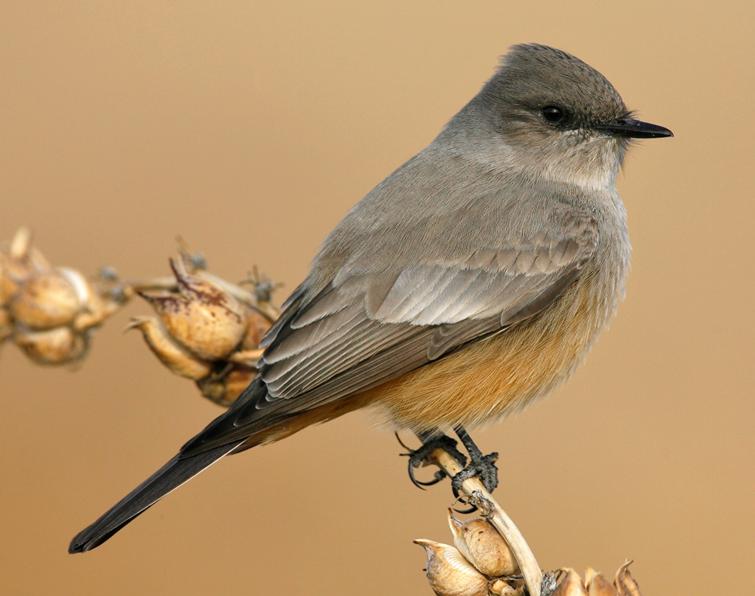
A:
70 43 670 553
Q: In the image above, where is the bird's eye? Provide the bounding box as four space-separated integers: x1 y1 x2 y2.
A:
541 106 565 124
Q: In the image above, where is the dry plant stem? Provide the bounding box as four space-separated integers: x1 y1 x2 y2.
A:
431 447 544 596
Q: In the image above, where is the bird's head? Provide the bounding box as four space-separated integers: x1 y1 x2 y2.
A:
447 44 673 191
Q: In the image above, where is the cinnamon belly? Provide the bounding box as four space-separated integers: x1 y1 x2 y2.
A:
364 276 614 431
247 273 617 446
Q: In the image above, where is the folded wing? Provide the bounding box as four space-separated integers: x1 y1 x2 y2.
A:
181 210 597 455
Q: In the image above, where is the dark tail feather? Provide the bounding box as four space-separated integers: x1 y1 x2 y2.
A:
69 442 241 553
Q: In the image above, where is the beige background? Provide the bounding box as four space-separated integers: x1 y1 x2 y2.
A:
1 2 752 595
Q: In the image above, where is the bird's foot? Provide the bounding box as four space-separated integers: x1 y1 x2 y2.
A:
450 449 499 498
450 426 499 512
396 432 467 490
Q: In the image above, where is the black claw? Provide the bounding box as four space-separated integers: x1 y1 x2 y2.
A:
452 502 478 515
407 459 425 490
396 432 467 491
407 463 446 490
416 469 447 487
394 431 413 452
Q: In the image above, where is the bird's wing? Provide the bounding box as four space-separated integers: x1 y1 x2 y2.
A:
180 205 597 456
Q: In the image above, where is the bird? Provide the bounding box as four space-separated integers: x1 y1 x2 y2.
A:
69 43 672 553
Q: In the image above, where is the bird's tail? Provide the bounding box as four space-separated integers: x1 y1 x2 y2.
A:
68 441 241 553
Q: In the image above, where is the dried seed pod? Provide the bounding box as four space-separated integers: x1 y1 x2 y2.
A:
0 252 40 306
128 317 212 380
584 568 598 588
58 267 95 307
585 572 617 596
10 270 81 329
8 227 34 260
552 569 587 596
60 267 128 333
196 365 255 407
227 348 263 367
447 510 518 577
73 293 118 332
14 326 88 365
140 259 247 361
489 579 525 595
0 261 17 306
613 561 641 596
1 228 51 298
241 307 273 349
413 539 488 596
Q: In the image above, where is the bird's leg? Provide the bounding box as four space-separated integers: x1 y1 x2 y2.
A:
450 426 499 497
396 429 467 490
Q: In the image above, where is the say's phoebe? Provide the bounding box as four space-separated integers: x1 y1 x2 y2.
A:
70 43 672 553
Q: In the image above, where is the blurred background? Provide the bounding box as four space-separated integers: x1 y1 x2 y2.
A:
1 1 752 594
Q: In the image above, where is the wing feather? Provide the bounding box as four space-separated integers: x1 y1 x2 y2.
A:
180 200 598 456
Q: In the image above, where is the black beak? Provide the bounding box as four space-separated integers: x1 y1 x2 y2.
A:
595 118 674 139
